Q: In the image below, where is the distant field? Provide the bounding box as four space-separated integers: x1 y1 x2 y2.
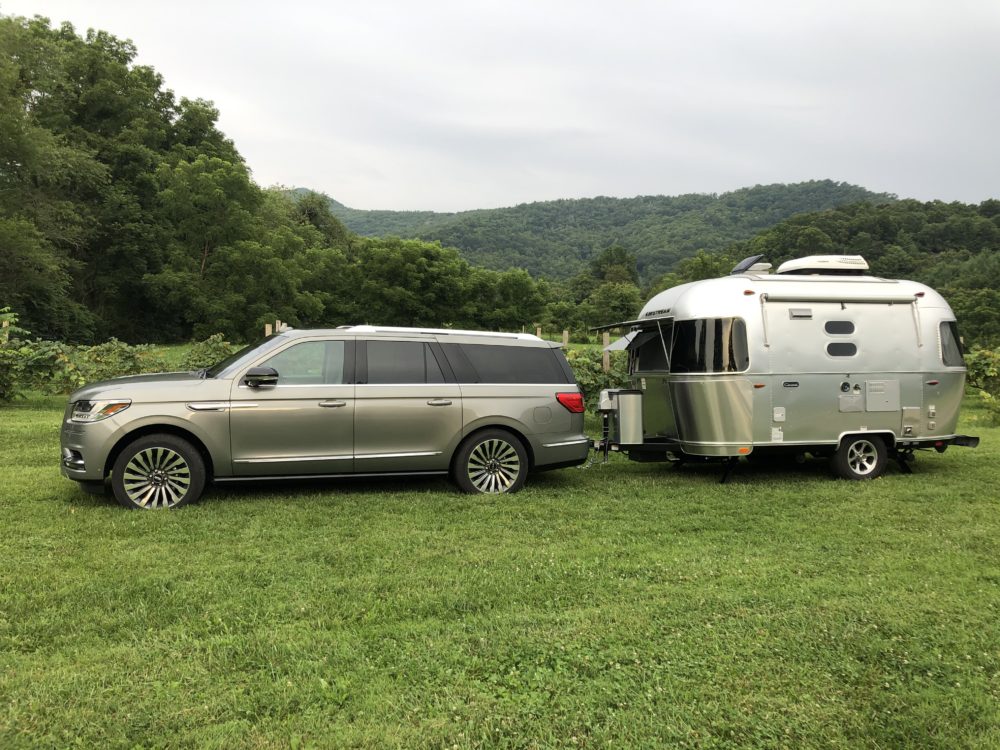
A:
0 396 997 748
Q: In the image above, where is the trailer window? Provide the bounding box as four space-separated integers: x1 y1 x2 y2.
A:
630 330 670 372
825 321 855 335
827 342 857 357
940 322 964 366
670 318 749 373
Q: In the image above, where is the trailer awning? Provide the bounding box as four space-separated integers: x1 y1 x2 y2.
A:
591 313 673 332
604 331 636 351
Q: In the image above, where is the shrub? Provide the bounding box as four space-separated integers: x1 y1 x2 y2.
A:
73 339 168 384
965 347 1000 423
564 347 630 411
180 333 238 371
1 311 167 399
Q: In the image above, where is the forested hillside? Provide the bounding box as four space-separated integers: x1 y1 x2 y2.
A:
320 181 893 281
0 15 545 342
725 200 1000 347
3 14 996 349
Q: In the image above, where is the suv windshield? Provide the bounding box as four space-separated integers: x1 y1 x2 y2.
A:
205 335 286 378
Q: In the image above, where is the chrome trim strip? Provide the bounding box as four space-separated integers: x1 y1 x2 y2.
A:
186 402 229 411
354 451 441 460
186 402 259 411
234 454 352 464
541 438 590 448
215 470 447 482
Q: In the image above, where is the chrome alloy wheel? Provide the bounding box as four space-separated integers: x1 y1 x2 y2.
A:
122 447 192 508
466 438 521 493
846 439 879 476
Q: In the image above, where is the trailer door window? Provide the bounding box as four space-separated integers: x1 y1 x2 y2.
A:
940 321 964 366
670 318 749 373
630 329 670 372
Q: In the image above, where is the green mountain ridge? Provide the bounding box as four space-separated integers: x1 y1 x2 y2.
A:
295 181 895 281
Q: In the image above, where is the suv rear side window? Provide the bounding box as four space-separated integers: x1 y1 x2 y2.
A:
447 343 570 384
366 341 445 384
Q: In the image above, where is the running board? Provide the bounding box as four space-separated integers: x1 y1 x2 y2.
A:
215 470 448 483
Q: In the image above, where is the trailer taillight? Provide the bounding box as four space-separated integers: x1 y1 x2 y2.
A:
556 392 585 413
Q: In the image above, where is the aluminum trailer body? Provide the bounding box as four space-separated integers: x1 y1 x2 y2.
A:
597 255 979 479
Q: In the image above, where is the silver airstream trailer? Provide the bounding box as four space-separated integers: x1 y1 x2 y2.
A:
595 254 979 480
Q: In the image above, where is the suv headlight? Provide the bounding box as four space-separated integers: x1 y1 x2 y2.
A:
71 399 132 423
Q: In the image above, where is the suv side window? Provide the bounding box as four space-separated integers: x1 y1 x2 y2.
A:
446 343 570 384
260 341 346 385
366 341 445 384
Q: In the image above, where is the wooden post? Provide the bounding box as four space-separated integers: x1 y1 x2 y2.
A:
275 319 281 332
1 319 8 343
562 329 569 346
265 323 272 336
602 331 611 373
535 326 542 338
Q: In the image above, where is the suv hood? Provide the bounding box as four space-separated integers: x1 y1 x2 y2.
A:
69 372 230 403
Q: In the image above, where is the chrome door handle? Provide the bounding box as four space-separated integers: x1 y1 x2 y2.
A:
318 400 347 408
426 399 452 406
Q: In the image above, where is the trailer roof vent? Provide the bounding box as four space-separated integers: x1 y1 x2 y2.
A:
776 255 869 276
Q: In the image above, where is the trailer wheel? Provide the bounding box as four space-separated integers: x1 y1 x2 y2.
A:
831 435 887 480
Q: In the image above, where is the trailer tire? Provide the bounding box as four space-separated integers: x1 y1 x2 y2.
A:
831 435 887 480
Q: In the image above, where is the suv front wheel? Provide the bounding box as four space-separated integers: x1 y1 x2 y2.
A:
111 434 207 509
454 429 528 494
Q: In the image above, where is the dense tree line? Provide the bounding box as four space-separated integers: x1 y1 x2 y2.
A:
323 181 893 282
3 14 997 349
718 200 1000 347
0 16 547 343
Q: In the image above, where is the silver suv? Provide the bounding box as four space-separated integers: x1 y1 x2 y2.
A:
60 326 589 508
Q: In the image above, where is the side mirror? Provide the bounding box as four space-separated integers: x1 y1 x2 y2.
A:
244 366 279 388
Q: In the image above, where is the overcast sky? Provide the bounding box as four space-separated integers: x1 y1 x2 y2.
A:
4 0 999 211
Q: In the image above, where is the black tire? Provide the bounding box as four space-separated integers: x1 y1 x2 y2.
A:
453 429 528 494
831 434 887 480
111 434 207 509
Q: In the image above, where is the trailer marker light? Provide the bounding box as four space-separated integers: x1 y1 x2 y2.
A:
925 380 939 386
556 392 585 413
915 292 925 297
753 383 766 389
743 290 755 295
738 447 750 455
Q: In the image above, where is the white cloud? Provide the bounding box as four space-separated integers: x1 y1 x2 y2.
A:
4 0 999 209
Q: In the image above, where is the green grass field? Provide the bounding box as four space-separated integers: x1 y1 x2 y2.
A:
1 395 997 748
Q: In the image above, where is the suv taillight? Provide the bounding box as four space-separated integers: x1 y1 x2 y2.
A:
556 392 585 413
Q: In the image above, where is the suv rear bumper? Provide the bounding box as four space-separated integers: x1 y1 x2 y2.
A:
531 435 590 469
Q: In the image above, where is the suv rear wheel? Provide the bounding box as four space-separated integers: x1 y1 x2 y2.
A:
111 434 206 509
454 429 528 494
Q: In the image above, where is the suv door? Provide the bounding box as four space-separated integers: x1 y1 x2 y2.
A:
353 339 461 472
230 338 355 476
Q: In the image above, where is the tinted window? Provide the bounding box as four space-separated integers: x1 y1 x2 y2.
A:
827 342 857 357
940 321 964 366
670 318 749 373
367 341 444 384
261 341 345 384
456 343 569 384
630 329 669 372
825 321 855 335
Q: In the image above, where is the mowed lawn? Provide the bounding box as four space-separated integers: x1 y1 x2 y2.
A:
1 395 998 749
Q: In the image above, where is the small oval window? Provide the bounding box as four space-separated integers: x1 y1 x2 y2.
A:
825 321 855 335
827 342 857 357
